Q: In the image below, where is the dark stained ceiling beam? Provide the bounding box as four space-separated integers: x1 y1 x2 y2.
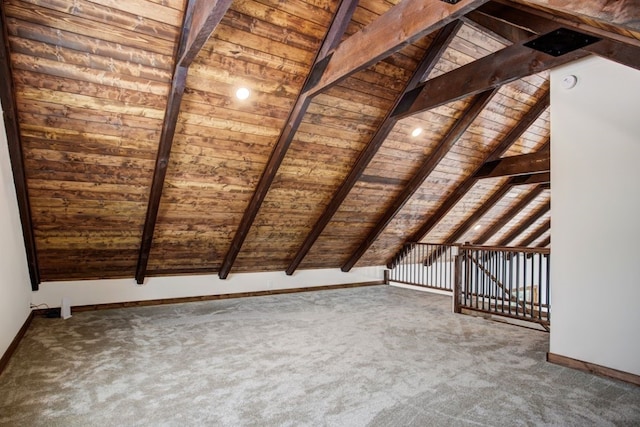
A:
178 0 234 67
497 200 550 246
518 218 551 247
0 9 40 289
398 92 550 254
482 2 640 70
285 20 463 276
474 185 546 245
342 88 498 272
474 149 550 179
537 235 551 248
305 0 489 96
511 172 550 186
392 34 584 120
218 0 359 280
136 0 232 284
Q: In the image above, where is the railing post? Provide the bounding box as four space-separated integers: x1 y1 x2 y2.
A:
453 247 462 313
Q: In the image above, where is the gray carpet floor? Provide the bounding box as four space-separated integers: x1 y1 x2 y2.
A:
1 285 639 426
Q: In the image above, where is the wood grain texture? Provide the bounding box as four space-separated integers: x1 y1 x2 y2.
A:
3 0 634 281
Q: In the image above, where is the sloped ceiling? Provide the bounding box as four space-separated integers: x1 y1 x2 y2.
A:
1 0 638 288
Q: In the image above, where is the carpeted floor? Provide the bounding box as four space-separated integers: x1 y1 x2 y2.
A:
1 285 639 426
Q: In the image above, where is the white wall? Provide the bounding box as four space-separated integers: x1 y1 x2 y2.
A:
0 111 33 357
550 56 640 375
32 266 384 308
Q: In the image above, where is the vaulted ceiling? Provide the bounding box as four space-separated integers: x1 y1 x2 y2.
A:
1 0 638 289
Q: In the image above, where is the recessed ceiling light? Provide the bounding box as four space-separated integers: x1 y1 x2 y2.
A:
236 87 250 100
411 128 423 137
474 224 482 231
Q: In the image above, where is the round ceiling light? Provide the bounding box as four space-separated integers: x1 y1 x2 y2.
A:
236 87 250 100
411 128 423 137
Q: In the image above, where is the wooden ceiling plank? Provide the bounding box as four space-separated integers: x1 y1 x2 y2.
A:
505 0 640 33
218 0 359 280
179 0 234 67
474 185 546 244
342 88 498 272
285 20 463 276
445 179 514 244
474 149 550 179
392 36 581 120
490 1 640 47
411 179 514 269
135 0 232 284
518 218 551 247
497 200 550 246
0 7 40 289
305 0 490 96
482 2 640 70
402 92 550 249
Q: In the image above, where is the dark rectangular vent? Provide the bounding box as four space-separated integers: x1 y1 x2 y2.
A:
440 0 462 3
524 28 601 56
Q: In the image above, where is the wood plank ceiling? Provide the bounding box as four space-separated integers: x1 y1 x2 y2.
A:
1 0 638 288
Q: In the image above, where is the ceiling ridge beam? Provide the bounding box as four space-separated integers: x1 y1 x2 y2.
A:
342 87 498 272
480 2 640 70
474 186 545 245
135 0 233 284
397 91 550 253
474 149 550 179
0 7 40 289
305 0 489 97
218 0 359 280
285 20 463 276
518 218 551 247
497 200 550 246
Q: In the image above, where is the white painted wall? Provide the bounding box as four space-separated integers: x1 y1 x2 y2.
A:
550 56 640 375
0 111 32 357
32 266 384 308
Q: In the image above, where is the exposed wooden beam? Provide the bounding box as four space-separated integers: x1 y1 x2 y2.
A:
518 218 551 247
537 235 551 248
483 2 640 70
497 200 551 246
0 9 39 289
474 186 546 244
285 20 463 276
392 35 582 119
342 88 498 272
305 0 489 96
474 150 550 179
403 92 550 248
219 0 359 279
179 0 234 67
511 172 550 186
136 0 232 284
